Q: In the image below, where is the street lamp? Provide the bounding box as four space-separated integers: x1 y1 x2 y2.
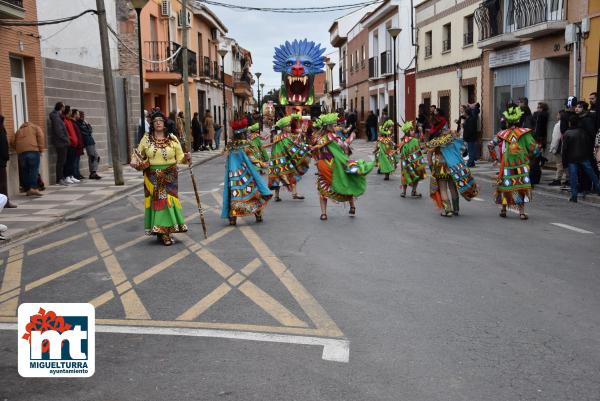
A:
255 72 261 129
131 0 149 143
260 82 265 130
327 61 335 111
217 47 229 147
387 27 401 144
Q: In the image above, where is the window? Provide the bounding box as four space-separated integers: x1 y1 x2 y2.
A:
425 31 432 58
355 50 358 71
439 94 450 119
442 23 451 52
464 15 474 46
10 57 27 132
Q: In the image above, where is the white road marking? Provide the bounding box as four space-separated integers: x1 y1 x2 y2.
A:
219 182 224 186
473 197 485 202
550 223 593 234
0 323 350 363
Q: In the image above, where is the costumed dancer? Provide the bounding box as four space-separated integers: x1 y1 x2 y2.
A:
426 130 478 217
135 112 191 246
246 122 269 173
374 119 397 180
267 116 311 201
397 121 427 198
488 105 540 220
222 118 272 226
312 113 374 220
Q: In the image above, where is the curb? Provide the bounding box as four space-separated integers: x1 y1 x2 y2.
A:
1 153 223 247
471 170 600 205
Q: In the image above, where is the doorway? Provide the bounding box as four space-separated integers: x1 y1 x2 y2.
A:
10 57 27 132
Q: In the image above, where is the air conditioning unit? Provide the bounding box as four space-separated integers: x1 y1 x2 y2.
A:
564 23 577 45
161 0 170 17
177 9 192 27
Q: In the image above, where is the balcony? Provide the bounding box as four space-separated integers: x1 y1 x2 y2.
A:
213 61 220 81
380 50 391 76
200 56 211 78
511 0 567 38
368 56 378 79
0 0 25 19
339 68 346 88
463 32 474 46
233 71 252 98
474 0 519 49
144 41 196 83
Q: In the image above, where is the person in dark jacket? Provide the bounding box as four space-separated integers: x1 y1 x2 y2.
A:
365 111 378 141
519 105 535 129
76 111 101 179
533 102 549 150
562 115 600 202
0 115 16 208
462 106 478 167
192 112 204 151
166 112 178 137
49 102 70 185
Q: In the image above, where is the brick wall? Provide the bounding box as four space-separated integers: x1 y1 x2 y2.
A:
43 58 109 182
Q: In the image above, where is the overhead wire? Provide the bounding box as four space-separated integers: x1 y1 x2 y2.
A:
195 0 383 13
0 9 97 26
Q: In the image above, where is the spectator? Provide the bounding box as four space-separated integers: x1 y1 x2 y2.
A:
533 102 549 152
49 102 70 185
203 110 215 150
548 111 567 186
214 120 222 150
462 106 478 167
76 111 101 180
176 111 186 147
589 92 598 130
166 112 178 136
519 105 534 129
416 103 430 139
0 115 16 208
192 112 204 152
562 114 600 202
379 109 389 125
366 111 377 142
63 105 80 184
137 109 150 143
518 97 529 108
0 193 8 240
9 121 45 196
429 107 447 140
71 109 85 180
575 101 596 141
346 109 357 135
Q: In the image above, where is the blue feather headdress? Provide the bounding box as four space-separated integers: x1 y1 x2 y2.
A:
273 39 326 74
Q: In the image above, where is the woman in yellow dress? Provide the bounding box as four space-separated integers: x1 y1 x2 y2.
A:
137 112 191 245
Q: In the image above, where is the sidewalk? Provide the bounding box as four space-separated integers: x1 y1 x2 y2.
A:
0 149 222 245
470 161 600 205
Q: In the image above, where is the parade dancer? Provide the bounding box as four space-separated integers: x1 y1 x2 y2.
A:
311 113 374 220
488 106 540 220
374 119 397 180
267 116 311 201
426 130 478 217
246 122 269 172
134 112 191 246
222 118 272 226
397 121 426 198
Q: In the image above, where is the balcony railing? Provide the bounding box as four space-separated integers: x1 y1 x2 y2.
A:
424 46 432 58
368 56 378 78
0 0 25 19
213 61 220 80
233 71 252 85
442 39 451 52
380 50 391 75
474 0 504 40
202 56 211 78
3 0 23 6
510 0 565 29
339 68 346 88
145 41 196 76
463 31 474 45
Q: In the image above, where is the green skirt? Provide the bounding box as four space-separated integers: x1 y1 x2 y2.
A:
144 164 188 235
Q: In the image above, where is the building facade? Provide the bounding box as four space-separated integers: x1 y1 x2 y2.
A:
346 20 371 136
474 0 583 145
1 0 45 197
415 0 483 132
363 0 416 124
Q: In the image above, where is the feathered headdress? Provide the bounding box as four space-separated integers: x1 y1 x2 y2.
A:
312 118 323 129
400 121 413 134
502 106 524 124
247 122 259 132
273 39 326 73
275 116 292 129
319 113 338 126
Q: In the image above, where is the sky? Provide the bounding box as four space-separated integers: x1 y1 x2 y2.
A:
201 0 364 96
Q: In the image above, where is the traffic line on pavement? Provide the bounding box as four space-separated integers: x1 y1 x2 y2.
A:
0 322 349 363
24 256 99 292
102 214 142 230
0 246 24 316
473 197 485 202
550 223 594 234
27 232 89 256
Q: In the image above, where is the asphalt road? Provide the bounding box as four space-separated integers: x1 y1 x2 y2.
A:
1 141 599 401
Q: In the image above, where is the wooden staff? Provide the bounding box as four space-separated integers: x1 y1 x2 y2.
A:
184 130 208 239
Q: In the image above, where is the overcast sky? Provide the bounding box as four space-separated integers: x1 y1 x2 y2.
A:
204 0 357 95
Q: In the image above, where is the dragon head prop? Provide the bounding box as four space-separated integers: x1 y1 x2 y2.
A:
273 39 326 106
503 106 524 125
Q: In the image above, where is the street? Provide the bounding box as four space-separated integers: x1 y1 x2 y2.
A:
0 141 599 400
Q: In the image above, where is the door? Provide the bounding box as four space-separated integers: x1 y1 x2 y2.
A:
10 57 27 132
494 85 512 133
197 90 206 119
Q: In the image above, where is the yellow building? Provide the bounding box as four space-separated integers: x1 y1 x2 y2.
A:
582 1 599 97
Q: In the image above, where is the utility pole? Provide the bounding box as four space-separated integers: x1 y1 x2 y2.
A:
182 0 192 150
96 0 124 185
